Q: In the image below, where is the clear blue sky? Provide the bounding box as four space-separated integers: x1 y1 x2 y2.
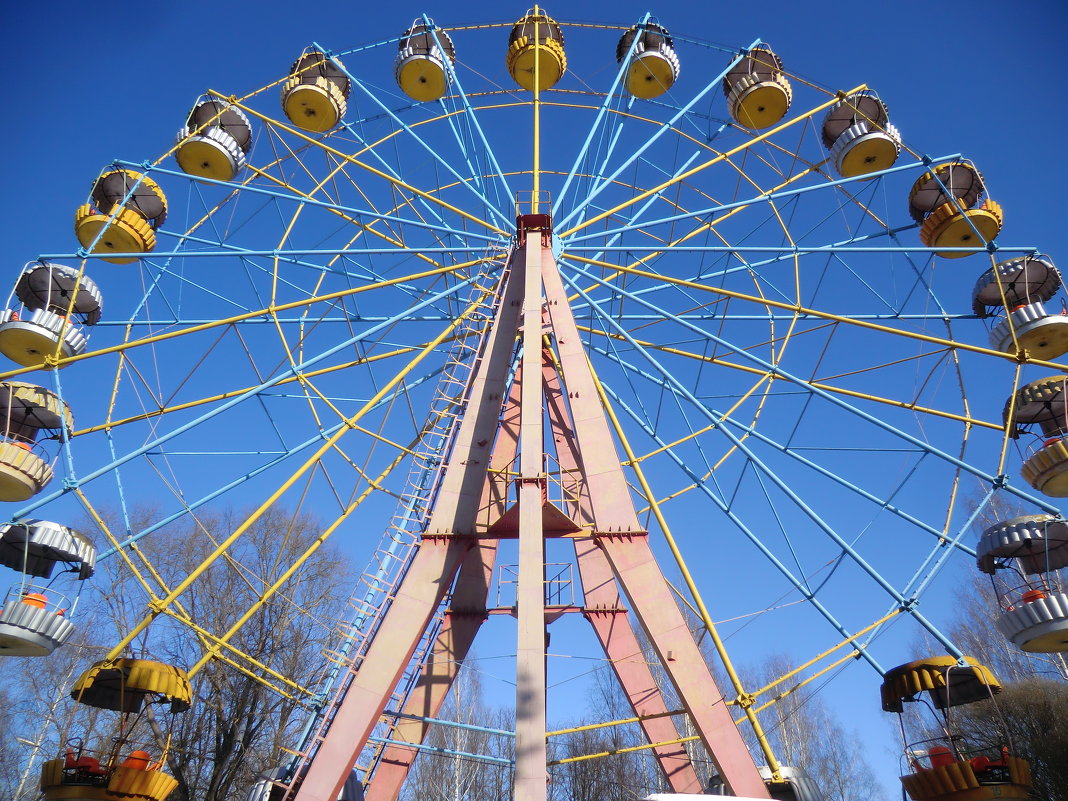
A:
4 0 1065 259
3 1 1067 798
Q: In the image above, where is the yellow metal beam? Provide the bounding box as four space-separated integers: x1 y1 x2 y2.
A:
101 295 487 661
559 85 867 238
218 91 508 237
569 255 1067 373
0 261 482 383
590 365 784 778
574 323 1001 431
546 709 685 738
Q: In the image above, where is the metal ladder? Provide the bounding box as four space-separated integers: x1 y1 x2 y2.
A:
278 252 509 797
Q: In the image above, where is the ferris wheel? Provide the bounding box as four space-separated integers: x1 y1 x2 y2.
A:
2 8 1065 801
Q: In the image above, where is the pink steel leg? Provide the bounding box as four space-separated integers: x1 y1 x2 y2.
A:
293 537 472 801
544 351 703 793
293 251 526 801
364 543 498 801
540 252 770 798
364 365 525 801
575 544 706 792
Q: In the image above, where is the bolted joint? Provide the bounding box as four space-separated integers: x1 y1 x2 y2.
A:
735 692 755 709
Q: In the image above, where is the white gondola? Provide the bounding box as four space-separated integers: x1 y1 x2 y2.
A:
978 514 1068 652
705 764 825 800
0 262 102 367
973 255 1068 359
395 20 456 102
176 98 253 181
245 767 364 801
1004 375 1068 497
0 382 72 501
616 21 680 99
0 520 94 656
820 91 900 178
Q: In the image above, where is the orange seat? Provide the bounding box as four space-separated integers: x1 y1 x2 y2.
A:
928 746 955 768
121 750 152 770
21 592 48 609
64 748 107 776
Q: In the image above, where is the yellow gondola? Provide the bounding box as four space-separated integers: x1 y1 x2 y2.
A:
395 20 456 102
722 45 791 129
0 261 102 368
907 161 1001 258
882 656 1032 801
1004 375 1068 496
281 50 351 132
506 9 566 91
74 170 167 264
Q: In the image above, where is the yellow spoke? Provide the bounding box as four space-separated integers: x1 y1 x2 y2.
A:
559 84 866 237
0 261 480 383
219 92 508 237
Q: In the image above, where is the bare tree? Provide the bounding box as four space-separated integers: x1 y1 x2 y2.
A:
952 678 1068 801
748 653 885 801
0 686 24 798
3 504 350 801
401 662 512 801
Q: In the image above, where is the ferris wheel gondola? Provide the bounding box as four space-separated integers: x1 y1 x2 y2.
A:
40 659 191 801
977 514 1068 652
882 657 1033 801
0 520 94 656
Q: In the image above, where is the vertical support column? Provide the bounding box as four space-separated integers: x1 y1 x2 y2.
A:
514 237 547 801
